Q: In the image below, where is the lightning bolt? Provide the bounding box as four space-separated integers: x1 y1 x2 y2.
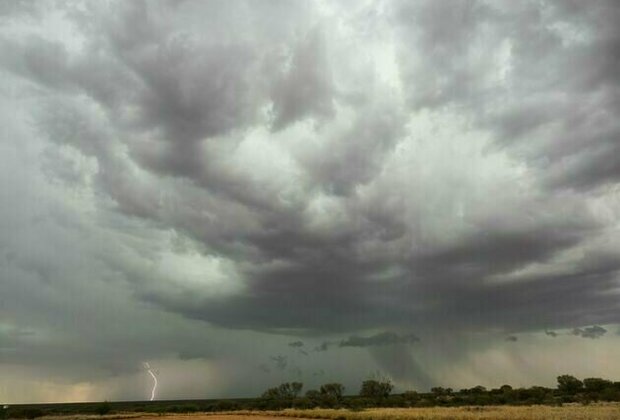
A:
143 362 158 401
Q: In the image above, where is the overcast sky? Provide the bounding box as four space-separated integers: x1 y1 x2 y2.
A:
1 0 620 404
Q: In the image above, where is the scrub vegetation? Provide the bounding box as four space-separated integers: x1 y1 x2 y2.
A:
4 374 620 419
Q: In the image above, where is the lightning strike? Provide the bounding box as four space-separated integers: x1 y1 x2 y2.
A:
143 362 158 401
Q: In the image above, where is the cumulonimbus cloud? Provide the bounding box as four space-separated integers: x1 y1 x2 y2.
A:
1 1 620 402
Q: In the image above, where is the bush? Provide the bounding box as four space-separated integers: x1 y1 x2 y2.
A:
290 397 311 409
359 379 393 399
557 375 583 394
320 383 345 401
16 408 44 419
262 382 304 400
215 400 238 411
95 401 112 416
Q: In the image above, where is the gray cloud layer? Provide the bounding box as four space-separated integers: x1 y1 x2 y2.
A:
1 0 620 402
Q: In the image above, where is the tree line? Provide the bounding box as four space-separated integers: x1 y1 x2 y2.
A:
5 374 620 418
257 374 620 409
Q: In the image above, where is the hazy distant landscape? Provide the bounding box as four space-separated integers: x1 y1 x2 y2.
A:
4 375 620 419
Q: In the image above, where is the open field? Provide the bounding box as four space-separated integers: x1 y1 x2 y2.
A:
219 405 620 420
31 405 620 420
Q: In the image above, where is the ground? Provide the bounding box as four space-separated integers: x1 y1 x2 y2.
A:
37 405 620 420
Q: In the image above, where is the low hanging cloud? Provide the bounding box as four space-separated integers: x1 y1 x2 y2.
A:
340 332 421 348
572 326 607 339
544 330 558 338
506 336 518 342
288 341 304 348
312 332 421 353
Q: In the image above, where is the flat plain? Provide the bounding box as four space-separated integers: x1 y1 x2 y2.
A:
41 405 620 420
227 406 620 420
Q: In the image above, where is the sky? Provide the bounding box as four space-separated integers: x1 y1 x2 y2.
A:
1 0 620 404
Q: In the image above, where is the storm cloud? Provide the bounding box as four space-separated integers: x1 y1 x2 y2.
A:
340 332 421 348
1 0 620 403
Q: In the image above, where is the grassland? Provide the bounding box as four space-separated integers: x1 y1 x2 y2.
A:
199 405 620 420
9 403 620 420
40 405 620 420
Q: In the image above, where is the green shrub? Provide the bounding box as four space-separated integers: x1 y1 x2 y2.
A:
95 401 112 416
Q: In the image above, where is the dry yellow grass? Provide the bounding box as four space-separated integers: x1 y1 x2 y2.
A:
40 415 145 420
41 405 620 420
198 405 620 420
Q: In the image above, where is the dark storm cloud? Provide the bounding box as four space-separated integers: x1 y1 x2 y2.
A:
0 0 37 19
103 1 620 338
394 0 495 110
288 341 304 348
506 336 518 342
394 0 620 191
270 26 334 131
89 205 619 337
142 205 615 334
311 332 421 357
306 109 406 195
545 330 558 338
340 332 420 348
572 325 607 339
1 2 620 400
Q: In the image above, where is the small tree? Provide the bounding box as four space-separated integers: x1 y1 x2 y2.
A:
557 375 583 394
359 379 393 399
305 389 321 406
320 383 345 400
262 387 281 400
96 401 112 416
499 384 513 393
431 387 452 396
262 382 304 400
308 382 343 407
583 378 612 393
287 382 304 398
306 389 321 399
